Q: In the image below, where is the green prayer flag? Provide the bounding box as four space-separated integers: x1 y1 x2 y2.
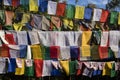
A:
69 61 77 75
108 47 115 59
65 4 75 19
110 11 118 24
111 63 116 77
43 46 50 60
0 10 5 25
25 66 34 76
91 45 99 60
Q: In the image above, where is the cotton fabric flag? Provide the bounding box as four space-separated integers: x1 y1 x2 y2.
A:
19 45 27 58
38 0 48 12
65 4 75 19
92 9 102 21
70 46 79 59
5 34 16 45
84 8 92 20
81 31 92 57
102 62 112 76
15 59 25 75
100 31 109 47
63 19 74 30
25 59 34 76
99 46 108 59
12 0 20 7
0 44 10 57
34 59 43 77
69 61 77 75
17 31 28 45
0 58 6 74
50 46 60 59
26 45 32 59
110 11 118 24
91 45 99 60
28 31 40 45
42 60 52 77
0 10 5 25
109 31 120 53
60 46 70 60
29 0 38 11
51 16 62 29
48 32 58 46
32 14 42 30
4 0 12 6
5 11 14 26
75 6 85 19
8 58 16 73
38 31 48 46
100 10 109 22
64 31 74 46
21 13 30 25
9 45 20 58
82 31 92 46
5 31 17 44
60 60 69 76
56 3 66 16
47 1 57 15
13 23 23 31
41 16 50 31
20 0 29 11
31 45 43 59
81 45 91 57
56 32 66 46
74 31 82 46
43 46 50 60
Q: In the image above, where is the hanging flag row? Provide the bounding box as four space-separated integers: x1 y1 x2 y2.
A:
0 10 120 31
0 30 120 60
0 58 119 78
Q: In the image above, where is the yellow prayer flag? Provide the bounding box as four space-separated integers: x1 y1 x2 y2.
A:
31 45 43 59
75 6 85 19
82 31 92 46
102 62 112 76
60 60 69 76
13 23 23 31
21 13 30 25
15 59 25 75
118 12 120 25
106 62 112 69
63 19 74 29
81 45 91 57
29 0 38 11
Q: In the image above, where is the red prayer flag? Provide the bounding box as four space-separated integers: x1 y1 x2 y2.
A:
5 34 16 45
50 46 60 59
0 44 10 57
100 10 109 23
12 0 20 7
56 3 66 16
98 46 108 59
34 59 43 77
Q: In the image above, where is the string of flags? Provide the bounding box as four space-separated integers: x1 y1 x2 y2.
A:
0 30 120 60
0 0 119 31
0 57 119 78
